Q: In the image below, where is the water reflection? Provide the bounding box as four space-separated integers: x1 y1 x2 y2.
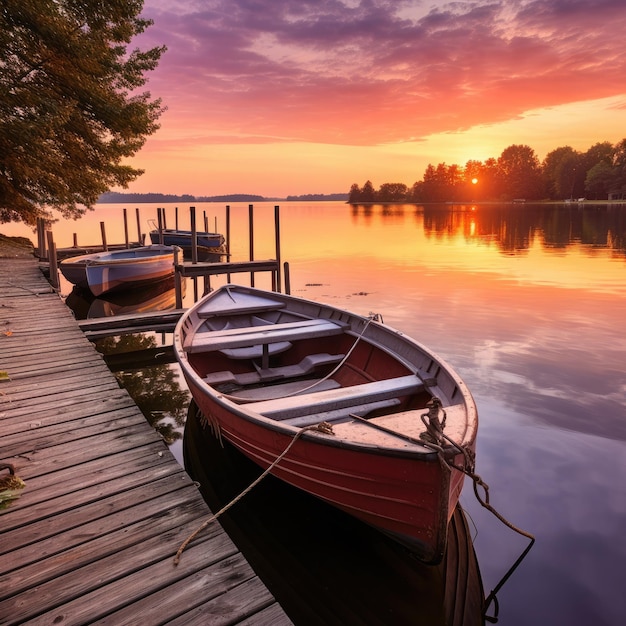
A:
349 203 626 257
65 275 181 319
93 333 190 445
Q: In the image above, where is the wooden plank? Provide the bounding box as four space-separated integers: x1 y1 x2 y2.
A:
1 405 149 453
0 375 121 406
0 389 135 427
237 603 294 626
2 427 166 483
87 555 261 626
4 481 203 573
1 444 179 533
1 524 235 624
77 309 184 331
0 446 182 555
178 259 278 278
166 577 282 626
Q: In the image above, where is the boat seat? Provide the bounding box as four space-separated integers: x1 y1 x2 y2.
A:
229 378 341 402
280 398 401 428
249 374 425 420
219 342 293 361
196 294 286 318
184 318 350 353
204 353 346 386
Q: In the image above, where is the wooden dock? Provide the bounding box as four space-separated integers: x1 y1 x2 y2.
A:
0 257 292 625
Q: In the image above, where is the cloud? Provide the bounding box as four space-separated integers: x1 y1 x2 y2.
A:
138 0 626 145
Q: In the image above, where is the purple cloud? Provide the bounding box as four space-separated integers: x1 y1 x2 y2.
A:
137 0 626 144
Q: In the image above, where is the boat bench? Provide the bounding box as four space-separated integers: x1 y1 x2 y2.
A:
204 352 346 387
184 319 349 354
232 378 341 402
281 398 402 428
250 374 425 421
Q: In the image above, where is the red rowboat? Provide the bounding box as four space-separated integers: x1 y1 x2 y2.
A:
174 284 478 563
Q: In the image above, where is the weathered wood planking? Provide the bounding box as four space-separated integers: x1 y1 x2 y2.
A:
0 257 292 625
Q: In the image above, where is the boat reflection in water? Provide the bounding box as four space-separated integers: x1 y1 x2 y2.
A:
183 401 486 626
65 275 183 320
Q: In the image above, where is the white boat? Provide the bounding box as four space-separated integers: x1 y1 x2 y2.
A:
59 245 179 297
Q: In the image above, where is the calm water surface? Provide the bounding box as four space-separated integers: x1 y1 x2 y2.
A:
6 201 625 624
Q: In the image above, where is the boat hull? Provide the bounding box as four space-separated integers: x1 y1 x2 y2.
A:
187 375 467 562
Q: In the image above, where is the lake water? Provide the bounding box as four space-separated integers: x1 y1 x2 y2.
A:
5 201 625 624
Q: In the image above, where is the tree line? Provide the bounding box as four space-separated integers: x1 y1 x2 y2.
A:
348 140 626 204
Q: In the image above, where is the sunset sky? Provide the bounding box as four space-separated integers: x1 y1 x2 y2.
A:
124 0 626 197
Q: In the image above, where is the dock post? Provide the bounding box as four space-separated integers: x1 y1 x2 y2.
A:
226 205 231 283
46 230 60 291
274 205 281 292
100 222 108 251
175 206 179 231
37 217 47 258
284 262 291 295
123 208 129 248
73 233 78 248
135 208 142 244
157 208 164 244
174 247 183 308
190 206 198 302
248 204 254 287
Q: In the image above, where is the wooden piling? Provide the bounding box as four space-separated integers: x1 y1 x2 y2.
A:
155 208 161 244
123 209 129 248
46 230 59 291
274 205 281 292
226 205 231 283
249 204 255 287
174 247 183 309
135 207 142 245
100 221 108 251
284 261 291 295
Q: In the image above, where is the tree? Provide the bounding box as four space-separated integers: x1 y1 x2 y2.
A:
377 182 408 202
348 183 362 203
542 146 582 199
497 144 544 200
0 0 166 225
585 161 617 200
360 180 377 203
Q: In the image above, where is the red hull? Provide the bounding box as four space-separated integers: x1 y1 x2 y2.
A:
188 376 466 563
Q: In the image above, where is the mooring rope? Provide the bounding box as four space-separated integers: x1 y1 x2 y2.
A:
415 401 536 622
173 420 334 566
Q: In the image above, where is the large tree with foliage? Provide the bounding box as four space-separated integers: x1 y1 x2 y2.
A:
0 0 165 225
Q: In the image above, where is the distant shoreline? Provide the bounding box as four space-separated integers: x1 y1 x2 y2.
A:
97 192 349 204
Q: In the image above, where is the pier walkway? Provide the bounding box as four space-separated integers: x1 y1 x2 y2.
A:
0 257 291 625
